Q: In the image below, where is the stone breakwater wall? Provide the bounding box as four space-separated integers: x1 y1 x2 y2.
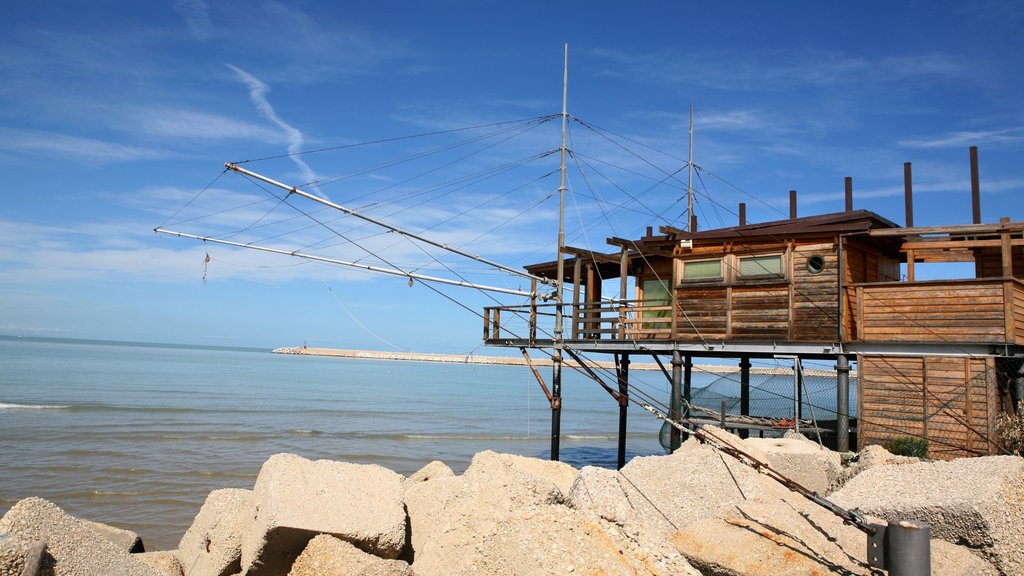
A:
2 431 1019 575
273 347 844 377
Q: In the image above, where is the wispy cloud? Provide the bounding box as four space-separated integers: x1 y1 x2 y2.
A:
0 129 170 163
899 127 1024 149
225 64 325 197
174 0 213 40
138 109 282 143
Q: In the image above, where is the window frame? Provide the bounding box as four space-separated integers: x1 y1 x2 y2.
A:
680 258 724 282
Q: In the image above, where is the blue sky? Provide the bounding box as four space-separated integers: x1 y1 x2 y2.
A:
2 1 1023 351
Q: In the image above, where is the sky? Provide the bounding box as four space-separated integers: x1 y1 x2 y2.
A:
2 1 1023 352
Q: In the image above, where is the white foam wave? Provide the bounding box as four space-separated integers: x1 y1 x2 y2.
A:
0 402 71 410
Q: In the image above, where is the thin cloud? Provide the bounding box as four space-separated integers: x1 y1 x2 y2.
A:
174 0 213 40
139 109 282 143
0 129 169 163
225 64 326 198
899 127 1024 149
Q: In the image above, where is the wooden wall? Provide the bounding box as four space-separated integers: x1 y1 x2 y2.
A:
791 243 839 340
857 280 1011 344
858 354 998 459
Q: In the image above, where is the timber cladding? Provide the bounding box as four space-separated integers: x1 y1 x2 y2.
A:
857 280 1011 344
857 354 998 459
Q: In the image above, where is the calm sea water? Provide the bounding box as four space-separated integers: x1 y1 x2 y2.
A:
0 336 682 550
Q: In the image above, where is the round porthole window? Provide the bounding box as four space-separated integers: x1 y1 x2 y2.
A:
806 255 826 274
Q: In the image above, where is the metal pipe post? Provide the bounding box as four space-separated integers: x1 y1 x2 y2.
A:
670 351 683 452
739 356 751 439
970 146 981 224
617 354 630 469
845 176 853 212
904 162 914 227
836 354 851 452
886 520 931 576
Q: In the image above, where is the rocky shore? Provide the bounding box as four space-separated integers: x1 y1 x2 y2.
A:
2 428 1021 575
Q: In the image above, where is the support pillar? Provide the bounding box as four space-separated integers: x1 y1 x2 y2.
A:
836 354 851 452
739 356 751 439
683 355 693 417
551 355 562 461
617 354 630 469
670 351 683 452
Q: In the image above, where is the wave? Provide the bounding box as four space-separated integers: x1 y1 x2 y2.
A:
0 402 72 410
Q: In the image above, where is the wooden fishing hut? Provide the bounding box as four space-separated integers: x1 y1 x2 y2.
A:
483 147 1024 465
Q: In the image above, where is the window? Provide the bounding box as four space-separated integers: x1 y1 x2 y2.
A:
806 255 826 274
642 279 672 318
739 255 783 277
683 259 722 281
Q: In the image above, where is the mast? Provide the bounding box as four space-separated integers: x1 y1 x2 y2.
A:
551 43 569 461
687 104 695 232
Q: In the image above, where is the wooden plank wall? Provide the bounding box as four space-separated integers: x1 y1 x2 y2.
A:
791 243 839 340
858 354 997 459
676 286 728 339
973 248 1024 278
1015 282 1024 343
730 284 789 339
859 281 1008 343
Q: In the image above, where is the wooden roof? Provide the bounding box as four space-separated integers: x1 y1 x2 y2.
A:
660 209 900 241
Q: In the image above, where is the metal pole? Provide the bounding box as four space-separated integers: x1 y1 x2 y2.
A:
970 146 981 224
223 163 552 287
904 162 914 228
670 351 683 451
739 356 751 439
687 104 694 232
845 176 853 212
683 354 693 418
153 229 535 297
550 43 569 462
873 520 931 576
617 354 630 469
836 354 851 452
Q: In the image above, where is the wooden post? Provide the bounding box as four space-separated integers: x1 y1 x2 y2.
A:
20 541 47 576
571 259 581 339
845 176 853 212
739 202 746 226
789 190 797 219
617 354 630 469
906 250 915 282
530 279 538 341
619 247 629 339
739 356 751 439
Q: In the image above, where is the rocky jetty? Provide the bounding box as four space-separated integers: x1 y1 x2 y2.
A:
2 429 1020 575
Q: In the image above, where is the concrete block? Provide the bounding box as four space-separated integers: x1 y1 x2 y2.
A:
137 550 185 576
177 488 252 576
287 534 413 576
743 435 842 494
240 454 406 576
81 518 145 553
0 497 161 576
403 460 454 487
830 455 1024 575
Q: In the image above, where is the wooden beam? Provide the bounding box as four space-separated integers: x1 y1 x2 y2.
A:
869 221 1024 237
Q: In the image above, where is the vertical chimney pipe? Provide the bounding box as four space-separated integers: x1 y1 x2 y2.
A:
970 146 981 224
904 162 914 228
845 177 853 212
789 190 797 219
739 202 746 226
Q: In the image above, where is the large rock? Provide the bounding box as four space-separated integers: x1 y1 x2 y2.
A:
405 451 696 576
241 453 406 576
177 488 252 576
743 434 841 494
287 534 414 576
828 443 921 493
830 455 1024 575
403 460 455 488
669 494 997 576
607 431 790 540
0 497 162 576
81 519 145 553
137 550 185 576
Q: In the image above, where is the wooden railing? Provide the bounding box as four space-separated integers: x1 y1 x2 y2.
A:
853 277 1024 345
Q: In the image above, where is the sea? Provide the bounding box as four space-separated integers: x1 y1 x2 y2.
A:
0 336 684 550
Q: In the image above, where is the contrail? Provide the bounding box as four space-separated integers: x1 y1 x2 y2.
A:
225 63 327 199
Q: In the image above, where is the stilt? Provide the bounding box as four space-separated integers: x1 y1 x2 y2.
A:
683 354 693 418
617 354 630 469
551 354 562 461
670 351 683 451
836 354 851 452
739 356 751 439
